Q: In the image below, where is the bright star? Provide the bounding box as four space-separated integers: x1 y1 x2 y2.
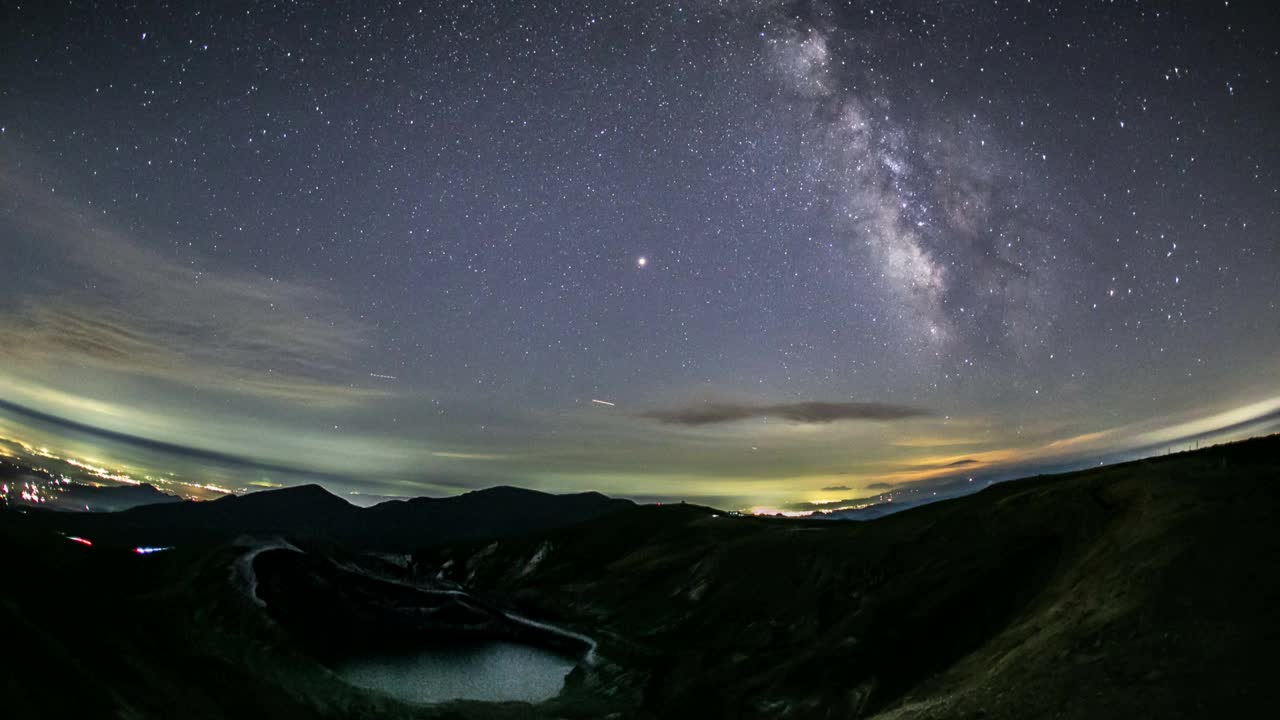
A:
637 256 647 268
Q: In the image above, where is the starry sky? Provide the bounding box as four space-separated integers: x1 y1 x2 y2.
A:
1 1 1277 510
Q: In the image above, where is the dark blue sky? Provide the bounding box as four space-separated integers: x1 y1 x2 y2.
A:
1 1 1277 510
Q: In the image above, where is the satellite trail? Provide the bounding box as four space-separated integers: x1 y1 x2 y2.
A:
591 399 616 406
369 373 398 380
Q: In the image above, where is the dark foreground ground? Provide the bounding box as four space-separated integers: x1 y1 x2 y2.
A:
3 435 1279 719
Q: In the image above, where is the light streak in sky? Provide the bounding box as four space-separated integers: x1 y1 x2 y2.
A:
67 536 93 546
591 399 616 407
369 373 398 380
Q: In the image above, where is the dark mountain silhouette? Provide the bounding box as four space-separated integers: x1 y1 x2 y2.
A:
29 482 634 550
360 486 631 548
125 483 357 529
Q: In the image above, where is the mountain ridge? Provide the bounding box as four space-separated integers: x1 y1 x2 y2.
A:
23 481 636 551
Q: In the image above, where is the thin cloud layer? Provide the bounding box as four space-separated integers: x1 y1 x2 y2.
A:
640 400 930 426
0 167 380 404
894 458 981 473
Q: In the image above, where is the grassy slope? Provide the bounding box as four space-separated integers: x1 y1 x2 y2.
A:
417 436 1280 719
878 440 1280 720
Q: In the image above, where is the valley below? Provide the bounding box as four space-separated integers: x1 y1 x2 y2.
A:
3 435 1279 719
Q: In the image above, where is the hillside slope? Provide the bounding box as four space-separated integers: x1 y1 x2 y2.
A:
414 436 1280 718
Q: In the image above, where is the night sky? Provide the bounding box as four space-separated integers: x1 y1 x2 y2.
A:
1 1 1277 511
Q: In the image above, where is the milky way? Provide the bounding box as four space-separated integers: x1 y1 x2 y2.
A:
0 1 1276 509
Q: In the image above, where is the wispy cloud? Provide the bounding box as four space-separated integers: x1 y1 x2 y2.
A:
895 457 980 472
430 451 511 461
0 166 381 404
639 400 929 426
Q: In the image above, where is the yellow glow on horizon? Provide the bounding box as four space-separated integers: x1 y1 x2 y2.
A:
747 506 814 517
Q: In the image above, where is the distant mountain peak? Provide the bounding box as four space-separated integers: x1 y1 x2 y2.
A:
466 485 546 498
47 479 635 550
279 483 338 497
229 483 351 509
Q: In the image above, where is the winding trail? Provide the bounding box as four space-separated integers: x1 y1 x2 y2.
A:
230 540 302 607
502 609 599 665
